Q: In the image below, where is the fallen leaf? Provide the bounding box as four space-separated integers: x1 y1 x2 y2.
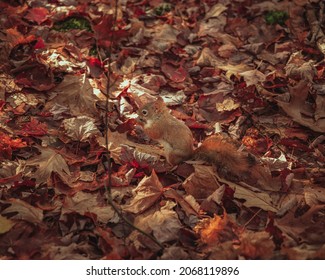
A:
26 147 70 184
239 69 266 86
183 164 221 199
135 201 182 243
46 74 99 117
61 192 115 224
62 116 100 142
277 80 325 132
123 170 163 214
238 230 275 259
1 198 43 224
24 7 49 25
194 214 228 244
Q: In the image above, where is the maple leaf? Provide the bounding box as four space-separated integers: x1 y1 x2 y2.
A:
149 24 179 53
24 7 49 25
239 69 266 86
196 47 224 68
1 198 43 224
41 242 101 260
62 116 100 142
134 201 183 243
160 245 189 260
0 133 24 149
204 3 228 20
46 74 99 117
277 80 325 132
93 14 128 46
183 165 222 199
215 98 240 112
13 61 55 91
0 132 27 159
20 118 48 136
194 213 228 244
275 205 325 244
61 192 115 224
164 189 201 217
284 51 316 81
26 147 70 184
218 64 252 79
123 170 163 214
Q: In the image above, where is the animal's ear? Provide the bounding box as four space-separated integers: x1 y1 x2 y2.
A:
153 96 166 111
156 96 164 103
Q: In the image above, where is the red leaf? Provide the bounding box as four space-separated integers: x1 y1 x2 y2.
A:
0 132 27 159
34 37 45 49
161 63 187 83
13 62 55 91
25 7 49 25
20 118 48 136
93 14 128 46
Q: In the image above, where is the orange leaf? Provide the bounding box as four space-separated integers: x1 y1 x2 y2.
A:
195 213 228 244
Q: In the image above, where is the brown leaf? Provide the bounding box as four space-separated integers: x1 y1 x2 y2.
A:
26 147 70 184
61 192 115 224
134 201 182 243
164 188 201 217
123 170 163 214
275 205 325 244
238 230 275 259
45 74 99 117
1 198 43 224
183 164 221 199
216 174 279 212
62 116 100 142
277 80 325 132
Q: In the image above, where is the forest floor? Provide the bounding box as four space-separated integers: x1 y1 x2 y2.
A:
0 0 325 259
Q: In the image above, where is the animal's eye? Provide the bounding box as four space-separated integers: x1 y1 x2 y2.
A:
142 109 148 116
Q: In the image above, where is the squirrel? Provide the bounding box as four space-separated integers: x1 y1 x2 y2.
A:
136 96 255 180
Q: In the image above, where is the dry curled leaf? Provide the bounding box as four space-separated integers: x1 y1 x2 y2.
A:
26 147 70 184
1 198 43 224
123 170 163 214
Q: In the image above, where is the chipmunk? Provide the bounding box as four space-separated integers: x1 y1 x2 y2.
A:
136 96 255 180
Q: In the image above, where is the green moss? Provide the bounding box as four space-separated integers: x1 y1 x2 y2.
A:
53 17 92 32
154 3 172 16
89 46 98 57
265 11 288 25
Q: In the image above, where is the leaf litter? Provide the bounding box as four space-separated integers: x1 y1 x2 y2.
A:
0 0 325 260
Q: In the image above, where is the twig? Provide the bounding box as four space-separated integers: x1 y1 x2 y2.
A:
101 0 163 250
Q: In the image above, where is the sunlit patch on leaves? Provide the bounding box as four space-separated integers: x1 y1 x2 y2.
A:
62 116 100 142
194 213 228 244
